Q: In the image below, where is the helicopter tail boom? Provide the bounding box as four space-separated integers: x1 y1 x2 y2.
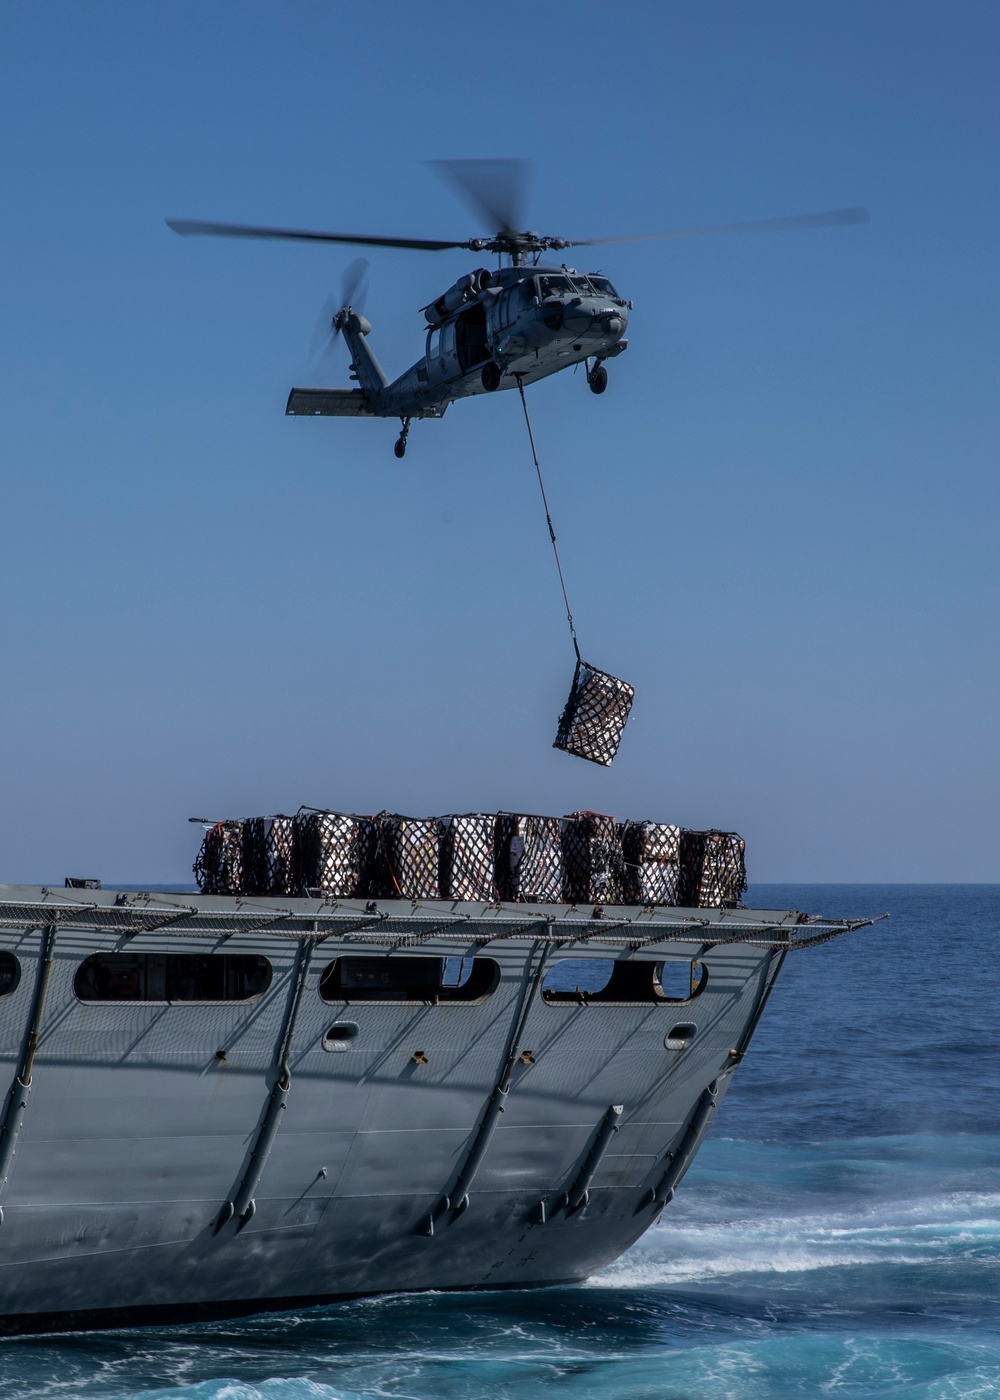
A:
287 307 394 418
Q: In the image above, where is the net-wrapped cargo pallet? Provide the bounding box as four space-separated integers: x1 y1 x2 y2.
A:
192 811 747 909
495 813 565 903
553 661 635 767
678 830 748 908
295 810 372 898
192 820 244 896
241 816 295 897
620 820 682 906
562 810 628 905
440 814 497 902
370 814 442 901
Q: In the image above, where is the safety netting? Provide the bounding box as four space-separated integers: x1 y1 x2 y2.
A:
553 661 635 767
192 810 747 909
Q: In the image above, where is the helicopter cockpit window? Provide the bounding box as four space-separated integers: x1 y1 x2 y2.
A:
519 276 537 303
538 275 571 299
571 276 595 294
588 275 620 300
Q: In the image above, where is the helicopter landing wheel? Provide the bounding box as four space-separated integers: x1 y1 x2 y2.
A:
481 361 502 392
394 417 411 459
588 363 608 395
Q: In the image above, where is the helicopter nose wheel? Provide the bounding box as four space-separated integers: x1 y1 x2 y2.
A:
587 361 608 395
394 417 411 459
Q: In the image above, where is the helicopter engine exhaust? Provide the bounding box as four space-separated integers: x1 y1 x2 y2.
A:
424 268 493 325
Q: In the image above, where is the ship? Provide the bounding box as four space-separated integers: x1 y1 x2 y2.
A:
0 810 875 1334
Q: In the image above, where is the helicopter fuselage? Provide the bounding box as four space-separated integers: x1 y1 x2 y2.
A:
285 264 629 427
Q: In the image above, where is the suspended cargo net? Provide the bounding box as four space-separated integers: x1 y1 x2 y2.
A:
620 820 682 906
193 821 244 895
192 810 745 909
515 378 635 766
241 816 295 897
678 829 748 908
440 814 498 901
553 660 635 767
495 813 565 903
561 811 627 905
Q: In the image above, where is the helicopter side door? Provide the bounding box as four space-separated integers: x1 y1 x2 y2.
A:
424 319 460 388
455 302 490 372
438 318 460 380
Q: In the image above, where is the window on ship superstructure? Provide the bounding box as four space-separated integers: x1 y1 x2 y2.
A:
319 954 500 1003
542 957 707 1004
74 952 272 1002
0 953 20 997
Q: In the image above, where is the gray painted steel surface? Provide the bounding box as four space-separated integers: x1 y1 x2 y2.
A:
0 885 871 1333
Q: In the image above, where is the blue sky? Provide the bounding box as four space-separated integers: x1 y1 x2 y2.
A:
0 2 997 883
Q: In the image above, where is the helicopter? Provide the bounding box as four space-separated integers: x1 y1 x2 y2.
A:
168 160 868 458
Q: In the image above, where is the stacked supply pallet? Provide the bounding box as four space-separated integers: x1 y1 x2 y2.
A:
192 809 747 909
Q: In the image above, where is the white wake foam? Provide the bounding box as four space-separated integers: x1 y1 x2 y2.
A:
588 1191 1000 1288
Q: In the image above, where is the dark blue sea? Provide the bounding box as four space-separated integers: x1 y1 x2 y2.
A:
6 884 999 1399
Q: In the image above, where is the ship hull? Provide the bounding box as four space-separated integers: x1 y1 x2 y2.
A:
0 886 807 1333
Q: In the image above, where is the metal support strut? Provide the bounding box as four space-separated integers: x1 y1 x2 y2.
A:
644 1080 719 1211
515 377 581 663
536 1102 624 1222
421 937 551 1235
0 924 57 1225
216 937 314 1233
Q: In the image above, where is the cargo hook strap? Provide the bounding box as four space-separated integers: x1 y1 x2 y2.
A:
516 377 581 663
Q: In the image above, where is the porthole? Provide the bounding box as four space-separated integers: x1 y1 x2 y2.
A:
0 953 20 998
322 1021 359 1052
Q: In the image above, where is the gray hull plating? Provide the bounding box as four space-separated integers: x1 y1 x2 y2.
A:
0 886 862 1333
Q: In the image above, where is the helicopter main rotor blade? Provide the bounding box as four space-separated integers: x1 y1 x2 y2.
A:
427 158 531 236
565 206 870 247
166 218 469 252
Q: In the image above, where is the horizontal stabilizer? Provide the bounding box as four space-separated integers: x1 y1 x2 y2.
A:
286 387 374 417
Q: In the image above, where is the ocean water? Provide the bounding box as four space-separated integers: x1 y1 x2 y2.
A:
5 884 999 1400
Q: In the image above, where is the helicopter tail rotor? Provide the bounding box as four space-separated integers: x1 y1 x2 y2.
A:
309 257 370 367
